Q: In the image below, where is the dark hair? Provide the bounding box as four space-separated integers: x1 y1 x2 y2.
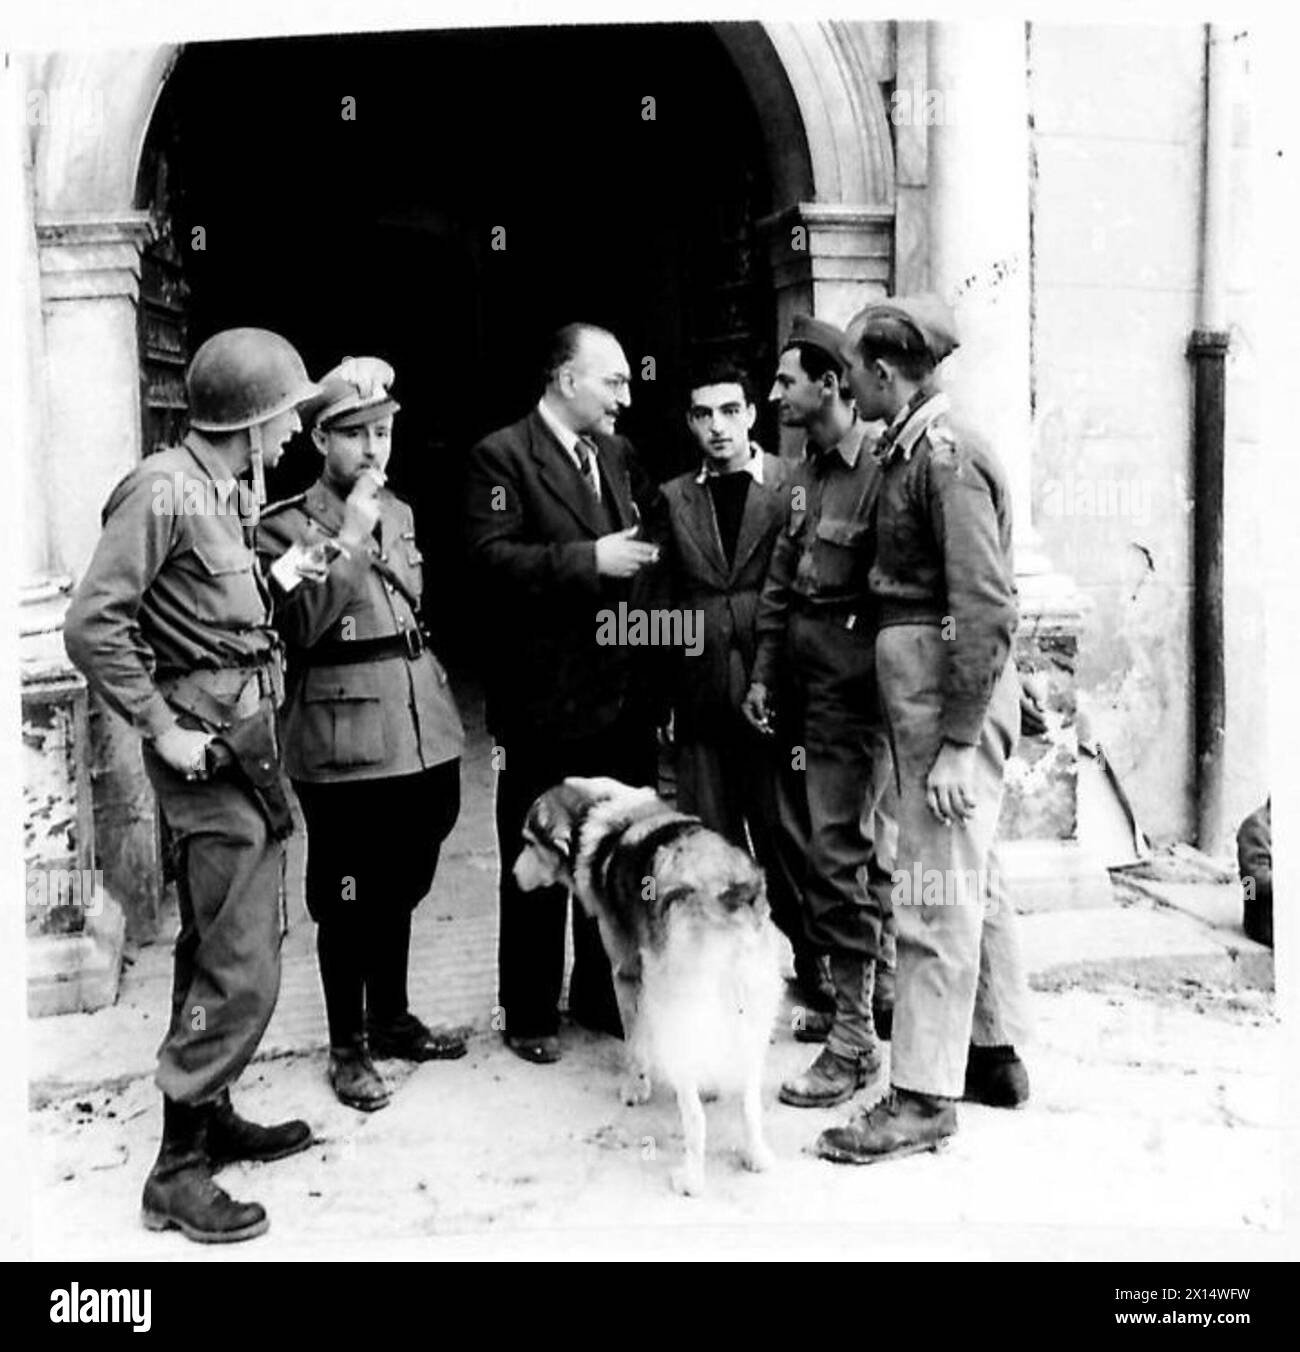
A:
544 322 616 383
686 358 755 407
848 314 935 382
782 341 852 399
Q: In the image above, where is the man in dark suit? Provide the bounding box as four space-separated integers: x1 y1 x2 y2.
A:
465 323 662 1064
660 360 819 1008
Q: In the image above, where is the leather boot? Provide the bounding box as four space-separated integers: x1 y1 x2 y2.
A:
141 1098 269 1243
329 1038 390 1111
783 954 883 1102
779 1045 875 1107
791 952 836 1043
873 960 895 1042
964 1044 1030 1107
816 1087 957 1164
206 1088 314 1168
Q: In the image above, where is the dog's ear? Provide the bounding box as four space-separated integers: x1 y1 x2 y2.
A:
534 794 574 857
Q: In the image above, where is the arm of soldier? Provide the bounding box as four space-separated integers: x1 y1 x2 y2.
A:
256 509 371 648
927 452 1017 747
63 472 181 744
749 513 797 692
464 437 600 596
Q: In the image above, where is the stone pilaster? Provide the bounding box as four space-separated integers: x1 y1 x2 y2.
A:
35 210 165 946
761 201 894 334
37 212 155 577
927 21 1111 909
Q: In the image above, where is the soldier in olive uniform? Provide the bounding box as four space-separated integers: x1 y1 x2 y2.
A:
65 328 327 1244
817 295 1031 1167
256 359 466 1112
741 315 898 1109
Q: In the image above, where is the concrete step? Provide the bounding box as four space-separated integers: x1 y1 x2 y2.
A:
1021 892 1272 995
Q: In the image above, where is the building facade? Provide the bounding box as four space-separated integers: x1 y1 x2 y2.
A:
13 20 1260 996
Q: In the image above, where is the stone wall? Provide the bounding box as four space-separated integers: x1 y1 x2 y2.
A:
1027 24 1262 850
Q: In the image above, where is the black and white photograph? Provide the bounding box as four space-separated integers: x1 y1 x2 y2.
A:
2 0 1296 1284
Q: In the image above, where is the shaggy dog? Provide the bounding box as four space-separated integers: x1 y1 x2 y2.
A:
513 776 783 1195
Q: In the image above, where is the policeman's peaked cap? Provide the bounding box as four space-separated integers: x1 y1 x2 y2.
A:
842 295 960 368
187 328 321 432
305 360 402 431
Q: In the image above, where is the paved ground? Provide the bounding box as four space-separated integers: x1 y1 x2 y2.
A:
21 687 1289 1260
26 979 1282 1260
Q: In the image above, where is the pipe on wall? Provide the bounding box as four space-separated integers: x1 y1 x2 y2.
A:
1189 23 1234 851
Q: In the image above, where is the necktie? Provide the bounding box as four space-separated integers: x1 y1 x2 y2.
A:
575 436 602 503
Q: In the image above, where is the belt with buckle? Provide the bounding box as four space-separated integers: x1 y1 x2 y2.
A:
791 595 868 631
302 628 426 666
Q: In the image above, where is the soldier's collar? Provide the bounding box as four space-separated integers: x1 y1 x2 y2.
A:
807 415 867 470
182 430 240 485
877 391 950 464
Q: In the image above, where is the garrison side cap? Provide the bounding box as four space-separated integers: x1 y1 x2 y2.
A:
842 294 960 366
783 314 850 370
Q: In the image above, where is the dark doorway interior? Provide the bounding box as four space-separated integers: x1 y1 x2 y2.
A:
137 24 777 668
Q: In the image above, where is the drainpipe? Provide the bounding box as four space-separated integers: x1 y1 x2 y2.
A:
1189 24 1233 851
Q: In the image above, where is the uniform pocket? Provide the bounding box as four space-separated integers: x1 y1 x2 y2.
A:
300 672 387 768
810 517 870 592
189 539 264 625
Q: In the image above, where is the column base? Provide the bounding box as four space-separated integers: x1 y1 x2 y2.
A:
998 839 1115 915
27 888 126 1017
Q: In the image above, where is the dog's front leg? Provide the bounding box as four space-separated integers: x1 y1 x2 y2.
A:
670 1087 707 1197
740 1076 776 1174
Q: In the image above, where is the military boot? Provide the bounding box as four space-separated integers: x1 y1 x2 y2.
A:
780 955 882 1107
206 1088 314 1168
791 952 836 1044
964 1044 1030 1107
141 1098 269 1243
329 1038 391 1112
816 1087 957 1165
779 1046 875 1107
873 960 895 1043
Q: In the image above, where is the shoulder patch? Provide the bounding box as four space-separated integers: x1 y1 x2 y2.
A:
925 419 961 466
261 491 307 517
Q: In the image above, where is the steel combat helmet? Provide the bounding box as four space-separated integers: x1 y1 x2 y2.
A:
186 328 320 432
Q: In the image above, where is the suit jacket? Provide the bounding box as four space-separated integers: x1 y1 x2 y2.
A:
661 453 794 733
464 409 664 742
256 477 465 783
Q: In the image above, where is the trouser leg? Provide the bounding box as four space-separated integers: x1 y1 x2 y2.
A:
877 625 1021 1099
363 762 461 1024
145 753 286 1106
566 717 657 1031
675 733 745 845
494 741 569 1039
970 847 1032 1049
316 920 366 1046
296 778 369 1046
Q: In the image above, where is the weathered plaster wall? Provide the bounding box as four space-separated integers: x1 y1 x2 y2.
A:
1028 25 1262 849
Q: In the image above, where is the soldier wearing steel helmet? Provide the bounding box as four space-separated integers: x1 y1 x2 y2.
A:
65 327 328 1243
255 358 466 1114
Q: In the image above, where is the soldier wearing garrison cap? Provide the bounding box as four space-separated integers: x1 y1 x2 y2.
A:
256 357 467 1114
741 314 898 1110
816 294 1032 1168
